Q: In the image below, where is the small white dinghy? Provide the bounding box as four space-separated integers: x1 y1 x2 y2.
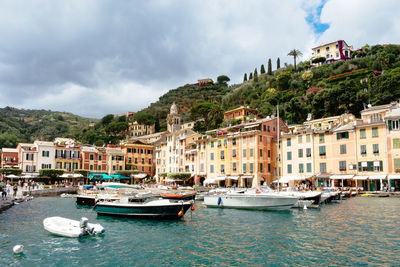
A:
43 217 105 238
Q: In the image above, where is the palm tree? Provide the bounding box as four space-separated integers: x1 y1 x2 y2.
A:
287 49 303 71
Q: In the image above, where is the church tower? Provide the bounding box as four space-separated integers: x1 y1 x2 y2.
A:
167 102 181 133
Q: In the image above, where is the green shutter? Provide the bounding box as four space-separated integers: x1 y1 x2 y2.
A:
388 120 392 131
345 132 349 139
380 161 383 171
337 133 340 140
358 162 361 171
367 161 373 171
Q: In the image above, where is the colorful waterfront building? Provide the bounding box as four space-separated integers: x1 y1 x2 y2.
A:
81 146 107 172
121 140 154 177
223 106 258 122
311 40 353 62
385 103 400 190
127 121 155 137
54 138 81 173
0 148 19 169
34 141 56 171
105 146 125 174
17 143 38 174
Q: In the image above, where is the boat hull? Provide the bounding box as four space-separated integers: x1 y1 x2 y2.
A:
94 201 193 219
204 194 297 210
76 195 96 206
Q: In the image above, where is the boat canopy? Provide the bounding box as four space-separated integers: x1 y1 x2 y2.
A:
133 173 147 179
89 173 113 180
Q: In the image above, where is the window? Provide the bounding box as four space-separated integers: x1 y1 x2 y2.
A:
218 140 221 147
249 136 253 144
320 162 327 173
56 162 62 169
373 144 379 154
360 145 367 155
287 151 292 160
371 114 382 122
243 137 246 144
211 141 214 148
224 139 227 146
232 149 236 157
326 46 329 51
232 138 236 146
389 120 399 131
337 132 349 140
306 163 312 173
259 136 262 142
233 162 237 171
149 158 152 164
220 150 225 160
142 158 145 164
372 127 378 137
306 148 311 157
259 149 263 157
243 149 247 158
249 149 253 157
287 138 291 147
394 158 400 171
287 164 292 174
210 165 214 173
360 129 366 139
298 149 303 158
113 165 116 171
340 144 347 154
268 163 271 173
90 154 94 160
249 163 254 172
319 134 325 143
268 150 271 158
394 139 400 149
243 163 247 173
306 134 311 143
298 135 303 144
319 146 326 156
339 161 346 171
299 163 304 173
221 164 225 173
210 152 214 160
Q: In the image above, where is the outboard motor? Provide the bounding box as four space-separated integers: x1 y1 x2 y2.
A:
79 217 89 228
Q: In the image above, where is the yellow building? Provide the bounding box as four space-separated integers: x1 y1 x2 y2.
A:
311 40 353 62
223 106 258 122
127 121 155 137
54 138 81 173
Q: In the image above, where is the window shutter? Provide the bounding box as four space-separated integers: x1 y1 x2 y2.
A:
367 161 373 171
358 162 361 171
345 132 349 138
388 120 392 131
337 133 340 140
379 161 383 171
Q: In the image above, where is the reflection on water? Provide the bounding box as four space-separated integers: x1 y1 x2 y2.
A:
0 197 400 266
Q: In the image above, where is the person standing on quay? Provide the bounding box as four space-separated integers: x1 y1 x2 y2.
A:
1 186 7 200
13 184 18 199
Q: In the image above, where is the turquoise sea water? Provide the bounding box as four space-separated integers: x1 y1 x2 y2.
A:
1 197 400 266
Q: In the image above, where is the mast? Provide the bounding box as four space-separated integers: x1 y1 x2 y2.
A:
277 105 280 192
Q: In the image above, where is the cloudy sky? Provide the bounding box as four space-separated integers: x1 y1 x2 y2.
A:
0 0 399 118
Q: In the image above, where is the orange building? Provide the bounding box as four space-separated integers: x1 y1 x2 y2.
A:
224 106 258 122
121 141 154 177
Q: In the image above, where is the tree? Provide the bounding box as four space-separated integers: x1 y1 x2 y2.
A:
254 68 258 82
217 75 230 85
276 72 292 90
105 121 129 136
0 133 20 148
260 64 266 74
190 102 223 130
287 49 303 71
302 70 313 88
39 169 64 178
101 114 114 126
243 73 247 82
0 168 22 176
249 72 253 80
277 57 281 69
134 112 155 125
268 58 272 75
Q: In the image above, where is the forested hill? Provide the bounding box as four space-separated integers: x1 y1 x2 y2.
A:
0 107 96 147
136 44 400 132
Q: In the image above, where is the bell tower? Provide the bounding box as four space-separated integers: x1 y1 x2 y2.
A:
167 102 181 133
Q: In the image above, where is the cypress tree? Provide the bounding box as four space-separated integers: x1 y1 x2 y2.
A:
260 64 265 74
249 72 253 80
268 58 272 75
243 73 247 82
254 68 258 82
277 57 281 69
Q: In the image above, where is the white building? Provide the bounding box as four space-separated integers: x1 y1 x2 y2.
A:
34 140 56 171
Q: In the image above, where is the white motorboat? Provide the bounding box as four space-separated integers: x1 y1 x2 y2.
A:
279 191 322 205
204 188 298 210
43 217 105 238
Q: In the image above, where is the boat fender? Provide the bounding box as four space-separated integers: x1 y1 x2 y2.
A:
178 210 184 218
217 197 222 205
13 245 24 254
191 205 195 211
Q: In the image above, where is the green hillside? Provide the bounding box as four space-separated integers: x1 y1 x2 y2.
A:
0 107 97 148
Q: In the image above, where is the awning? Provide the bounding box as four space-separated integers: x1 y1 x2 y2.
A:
353 176 369 180
204 178 218 184
388 174 400 179
6 174 19 178
369 175 386 180
112 174 130 179
241 175 254 179
89 173 113 180
215 176 226 181
275 176 307 183
133 173 147 179
330 174 354 179
227 176 239 180
60 173 83 178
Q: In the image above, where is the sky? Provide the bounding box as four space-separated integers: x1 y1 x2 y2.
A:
0 0 399 118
